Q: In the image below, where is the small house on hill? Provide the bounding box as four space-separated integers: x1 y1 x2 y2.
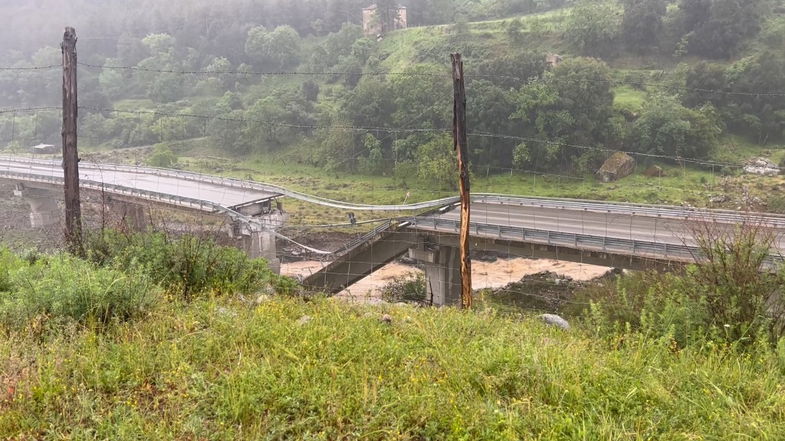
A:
546 53 563 68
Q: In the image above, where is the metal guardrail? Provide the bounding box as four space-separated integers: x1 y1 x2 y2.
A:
0 168 253 223
0 156 458 212
407 216 784 268
5 156 785 264
0 167 376 257
470 194 785 227
4 155 785 226
335 220 394 255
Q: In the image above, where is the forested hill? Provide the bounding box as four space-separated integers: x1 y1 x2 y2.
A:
2 0 785 188
0 0 563 57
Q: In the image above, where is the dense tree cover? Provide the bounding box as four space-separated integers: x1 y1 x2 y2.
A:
565 1 622 57
685 52 785 143
678 0 770 59
511 58 617 170
0 0 572 62
629 95 720 158
621 0 667 53
2 0 785 179
246 26 302 70
565 0 774 59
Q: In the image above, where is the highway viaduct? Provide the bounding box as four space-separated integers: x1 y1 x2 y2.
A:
3 155 785 305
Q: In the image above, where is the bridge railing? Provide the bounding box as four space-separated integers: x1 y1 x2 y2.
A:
470 194 785 227
5 158 784 266
5 155 785 225
408 216 784 269
0 167 252 223
73 160 456 212
334 220 394 255
4 154 447 212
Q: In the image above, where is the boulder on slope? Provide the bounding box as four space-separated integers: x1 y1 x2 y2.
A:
597 152 636 182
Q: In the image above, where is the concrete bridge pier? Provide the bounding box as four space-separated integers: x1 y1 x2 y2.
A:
13 184 60 228
409 244 461 306
245 229 281 274
231 220 281 274
105 197 148 231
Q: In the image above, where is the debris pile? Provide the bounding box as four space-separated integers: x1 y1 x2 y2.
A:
743 157 779 176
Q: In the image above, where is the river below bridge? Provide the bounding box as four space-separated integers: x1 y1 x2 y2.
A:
282 258 611 301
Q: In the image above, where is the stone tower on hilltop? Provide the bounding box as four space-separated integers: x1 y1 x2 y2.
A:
362 3 408 36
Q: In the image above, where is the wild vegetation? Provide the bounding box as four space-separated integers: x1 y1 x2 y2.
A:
1 231 785 439
2 0 785 193
2 2 785 437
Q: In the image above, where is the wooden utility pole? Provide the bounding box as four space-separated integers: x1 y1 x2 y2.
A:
62 27 83 255
451 53 472 309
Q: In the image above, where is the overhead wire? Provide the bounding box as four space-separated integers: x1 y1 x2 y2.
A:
0 65 59 71
79 105 742 169
76 60 785 97
77 62 450 78
79 105 445 135
0 106 61 115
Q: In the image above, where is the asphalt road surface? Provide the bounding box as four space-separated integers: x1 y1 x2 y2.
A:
424 202 785 251
0 159 278 208
5 157 785 256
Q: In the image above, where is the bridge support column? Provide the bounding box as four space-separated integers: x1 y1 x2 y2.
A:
410 245 461 306
13 184 60 228
105 198 148 232
242 228 281 275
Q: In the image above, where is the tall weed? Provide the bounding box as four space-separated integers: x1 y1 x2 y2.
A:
0 248 21 292
381 273 427 304
87 231 294 299
0 254 156 330
575 220 785 345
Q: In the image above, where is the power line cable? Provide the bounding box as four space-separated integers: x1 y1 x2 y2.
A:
76 60 785 97
79 105 446 135
0 106 61 115
468 132 744 169
80 105 745 170
77 62 450 78
0 65 59 71
587 75 785 98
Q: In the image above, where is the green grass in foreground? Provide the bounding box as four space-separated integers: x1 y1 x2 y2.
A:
2 297 784 440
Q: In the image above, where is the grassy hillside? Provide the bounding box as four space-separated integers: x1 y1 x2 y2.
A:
157 7 785 215
1 223 784 439
2 296 785 439
6 3 785 215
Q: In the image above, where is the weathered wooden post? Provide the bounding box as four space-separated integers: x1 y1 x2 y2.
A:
451 53 472 309
62 26 83 255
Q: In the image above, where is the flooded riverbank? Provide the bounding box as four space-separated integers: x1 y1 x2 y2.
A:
282 258 611 300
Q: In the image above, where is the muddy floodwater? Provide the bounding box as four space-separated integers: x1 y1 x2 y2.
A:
282 258 611 301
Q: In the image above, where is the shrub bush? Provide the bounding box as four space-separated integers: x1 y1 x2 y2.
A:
381 273 427 304
0 248 22 292
146 143 178 168
87 231 293 299
0 254 156 330
576 271 711 346
573 221 784 346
